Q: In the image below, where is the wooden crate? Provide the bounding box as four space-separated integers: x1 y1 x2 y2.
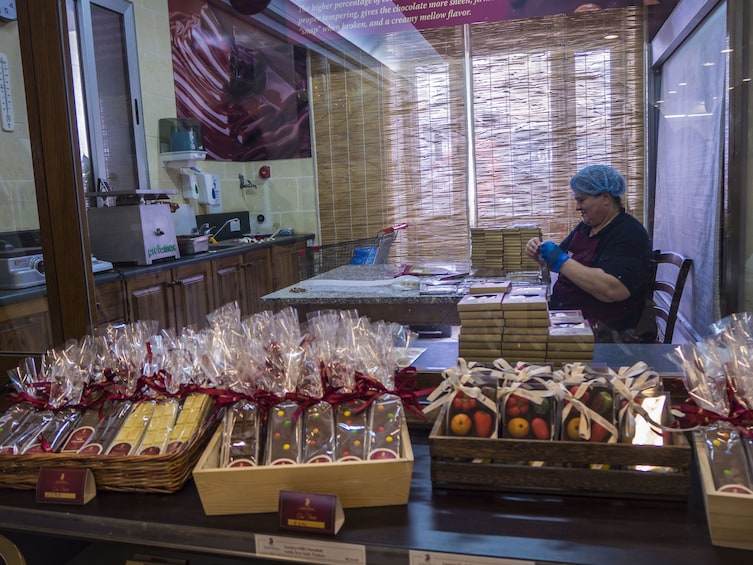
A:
695 434 753 550
193 422 414 515
429 405 691 500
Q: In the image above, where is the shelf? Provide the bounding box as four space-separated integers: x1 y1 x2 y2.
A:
160 150 207 168
84 189 178 199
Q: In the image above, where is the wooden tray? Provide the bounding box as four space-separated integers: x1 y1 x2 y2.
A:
193 421 414 515
695 433 753 550
0 419 219 494
429 405 692 500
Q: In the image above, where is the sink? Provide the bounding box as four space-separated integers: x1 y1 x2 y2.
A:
207 242 240 252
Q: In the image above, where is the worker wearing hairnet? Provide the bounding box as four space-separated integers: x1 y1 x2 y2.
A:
524 165 655 343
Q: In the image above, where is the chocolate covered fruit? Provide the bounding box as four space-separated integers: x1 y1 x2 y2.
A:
450 413 473 435
507 417 530 438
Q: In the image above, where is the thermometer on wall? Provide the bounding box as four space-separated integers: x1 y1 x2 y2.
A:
0 52 14 132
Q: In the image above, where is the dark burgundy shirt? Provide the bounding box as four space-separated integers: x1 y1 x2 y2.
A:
549 210 652 340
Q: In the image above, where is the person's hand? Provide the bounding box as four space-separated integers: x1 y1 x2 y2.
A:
539 241 569 273
525 237 542 261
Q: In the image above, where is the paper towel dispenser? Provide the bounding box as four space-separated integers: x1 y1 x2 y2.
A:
196 173 220 205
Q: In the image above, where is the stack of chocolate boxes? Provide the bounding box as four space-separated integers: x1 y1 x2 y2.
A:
546 309 595 366
457 291 507 363
501 285 550 363
470 228 486 268
456 284 596 368
469 225 542 272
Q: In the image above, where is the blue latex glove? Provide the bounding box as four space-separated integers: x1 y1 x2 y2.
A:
539 241 569 273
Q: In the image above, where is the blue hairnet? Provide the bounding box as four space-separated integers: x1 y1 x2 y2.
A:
569 165 626 197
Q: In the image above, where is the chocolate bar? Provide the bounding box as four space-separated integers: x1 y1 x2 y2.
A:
223 400 262 467
77 401 133 455
22 408 80 453
302 401 335 464
0 404 34 452
0 409 54 454
335 399 369 461
367 394 404 460
136 399 180 455
265 400 302 465
106 401 155 456
166 393 213 454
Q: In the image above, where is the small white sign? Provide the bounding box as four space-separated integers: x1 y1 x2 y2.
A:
409 550 535 565
255 534 366 565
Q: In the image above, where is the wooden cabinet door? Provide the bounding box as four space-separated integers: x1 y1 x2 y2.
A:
241 248 272 315
0 311 52 354
94 278 126 329
269 240 306 291
126 270 173 330
213 254 244 314
171 262 215 330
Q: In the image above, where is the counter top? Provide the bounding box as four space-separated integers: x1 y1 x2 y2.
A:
262 264 463 306
0 344 734 564
0 429 748 565
409 340 685 375
0 234 313 308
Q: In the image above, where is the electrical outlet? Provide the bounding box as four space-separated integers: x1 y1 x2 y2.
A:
229 218 240 232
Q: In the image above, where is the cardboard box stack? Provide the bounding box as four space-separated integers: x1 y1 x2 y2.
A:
484 229 505 271
470 225 543 272
546 309 595 366
515 224 545 271
501 285 550 363
470 228 486 268
457 292 506 363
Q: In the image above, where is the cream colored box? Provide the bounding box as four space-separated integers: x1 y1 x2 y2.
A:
695 434 753 550
193 422 414 515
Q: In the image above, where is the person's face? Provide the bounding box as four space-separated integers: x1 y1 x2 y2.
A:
573 191 611 226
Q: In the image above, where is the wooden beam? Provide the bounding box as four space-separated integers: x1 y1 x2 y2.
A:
16 0 95 345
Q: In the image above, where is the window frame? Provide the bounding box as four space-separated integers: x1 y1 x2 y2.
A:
73 0 149 192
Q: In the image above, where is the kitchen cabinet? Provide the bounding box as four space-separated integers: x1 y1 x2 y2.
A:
213 247 273 317
0 238 311 369
0 296 52 355
269 239 307 290
126 262 214 331
94 278 127 329
241 247 273 314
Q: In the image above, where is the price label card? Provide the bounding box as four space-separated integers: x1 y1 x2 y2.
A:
36 467 96 505
278 490 344 535
255 534 365 565
409 551 535 565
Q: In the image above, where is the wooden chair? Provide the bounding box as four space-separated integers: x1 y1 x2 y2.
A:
0 534 26 565
651 250 693 344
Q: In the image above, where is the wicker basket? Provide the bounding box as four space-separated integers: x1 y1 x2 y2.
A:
0 418 219 494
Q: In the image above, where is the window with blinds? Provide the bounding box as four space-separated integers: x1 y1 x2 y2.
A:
310 7 645 263
471 9 645 242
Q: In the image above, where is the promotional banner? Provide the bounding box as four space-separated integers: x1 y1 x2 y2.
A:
285 0 652 40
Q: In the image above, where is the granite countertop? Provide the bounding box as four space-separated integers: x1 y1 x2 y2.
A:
0 234 313 307
262 264 465 305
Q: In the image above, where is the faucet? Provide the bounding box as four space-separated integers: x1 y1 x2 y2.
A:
209 217 240 240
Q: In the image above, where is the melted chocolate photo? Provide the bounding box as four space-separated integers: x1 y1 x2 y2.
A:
168 0 311 161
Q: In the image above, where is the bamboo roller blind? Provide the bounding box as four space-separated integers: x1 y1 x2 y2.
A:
310 7 645 264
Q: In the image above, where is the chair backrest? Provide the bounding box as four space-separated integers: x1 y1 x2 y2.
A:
651 250 693 344
0 534 26 565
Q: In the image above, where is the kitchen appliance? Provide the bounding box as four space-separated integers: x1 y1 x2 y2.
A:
88 203 180 265
0 247 45 289
177 234 209 255
0 247 114 290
